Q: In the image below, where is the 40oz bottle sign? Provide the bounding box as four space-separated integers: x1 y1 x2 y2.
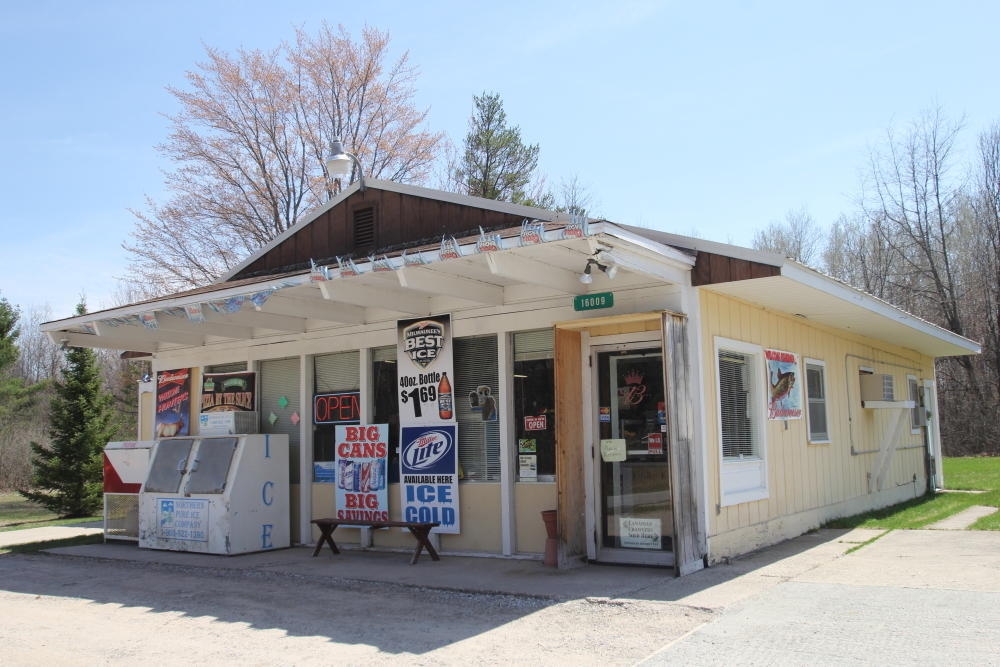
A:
397 314 455 425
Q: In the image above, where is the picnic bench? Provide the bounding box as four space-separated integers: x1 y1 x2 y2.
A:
310 518 441 565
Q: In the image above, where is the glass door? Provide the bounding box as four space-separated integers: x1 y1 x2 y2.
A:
594 346 672 562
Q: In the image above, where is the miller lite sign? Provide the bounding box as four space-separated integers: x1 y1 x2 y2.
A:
400 425 460 533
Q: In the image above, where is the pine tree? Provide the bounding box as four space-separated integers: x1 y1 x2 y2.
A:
0 296 42 440
21 302 117 517
454 92 552 206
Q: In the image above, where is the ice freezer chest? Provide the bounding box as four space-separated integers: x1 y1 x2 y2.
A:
138 434 289 555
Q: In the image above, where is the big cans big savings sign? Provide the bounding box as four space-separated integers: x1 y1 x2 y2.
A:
397 315 459 533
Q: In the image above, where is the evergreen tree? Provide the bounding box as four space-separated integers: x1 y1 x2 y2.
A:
454 92 552 206
21 302 117 517
0 296 41 425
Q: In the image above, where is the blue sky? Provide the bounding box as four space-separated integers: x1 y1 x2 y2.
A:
2 1 998 320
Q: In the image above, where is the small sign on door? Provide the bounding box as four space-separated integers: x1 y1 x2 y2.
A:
600 438 627 462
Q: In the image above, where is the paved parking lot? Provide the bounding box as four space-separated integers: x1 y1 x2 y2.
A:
1 527 998 664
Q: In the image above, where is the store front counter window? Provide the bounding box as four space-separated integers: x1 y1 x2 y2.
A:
513 330 555 482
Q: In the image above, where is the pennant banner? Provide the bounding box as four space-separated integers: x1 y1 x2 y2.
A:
476 227 503 253
184 304 206 323
519 219 545 246
439 236 462 261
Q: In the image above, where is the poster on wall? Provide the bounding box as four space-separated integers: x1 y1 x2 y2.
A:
156 369 191 437
201 372 256 412
400 425 460 533
765 349 802 420
334 424 389 521
396 315 455 425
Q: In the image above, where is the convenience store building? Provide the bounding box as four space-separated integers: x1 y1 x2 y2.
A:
42 180 980 575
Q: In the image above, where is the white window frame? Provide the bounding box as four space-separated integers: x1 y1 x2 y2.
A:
805 358 830 444
715 337 768 506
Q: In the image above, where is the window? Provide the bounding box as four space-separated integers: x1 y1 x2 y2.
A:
718 348 759 459
908 375 922 432
455 335 500 482
513 329 555 481
313 352 360 462
371 346 400 484
204 362 247 374
259 358 301 483
805 359 829 443
716 338 767 506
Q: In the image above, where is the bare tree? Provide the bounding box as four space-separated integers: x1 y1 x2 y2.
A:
13 305 64 384
864 108 967 331
861 108 1000 454
558 174 594 217
124 24 444 295
751 206 822 265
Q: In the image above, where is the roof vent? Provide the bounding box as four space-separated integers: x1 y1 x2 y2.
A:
353 206 376 251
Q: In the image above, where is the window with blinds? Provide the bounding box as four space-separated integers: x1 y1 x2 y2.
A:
315 351 360 393
313 351 360 462
204 362 247 374
806 360 830 442
718 349 758 459
455 335 500 482
259 357 301 483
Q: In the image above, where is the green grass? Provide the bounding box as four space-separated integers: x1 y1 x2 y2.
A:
0 492 101 531
0 533 104 555
824 457 1000 530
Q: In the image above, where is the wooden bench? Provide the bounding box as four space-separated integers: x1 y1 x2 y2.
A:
311 518 441 565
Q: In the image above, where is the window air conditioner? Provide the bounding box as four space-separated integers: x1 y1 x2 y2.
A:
860 374 895 402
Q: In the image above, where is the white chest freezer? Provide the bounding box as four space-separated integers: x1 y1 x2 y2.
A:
138 434 289 555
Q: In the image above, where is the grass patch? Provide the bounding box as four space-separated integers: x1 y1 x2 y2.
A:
0 532 104 555
824 457 1000 531
0 492 58 526
943 456 1000 492
0 492 101 531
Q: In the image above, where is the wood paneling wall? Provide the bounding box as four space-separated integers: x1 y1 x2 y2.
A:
232 189 536 279
554 327 585 562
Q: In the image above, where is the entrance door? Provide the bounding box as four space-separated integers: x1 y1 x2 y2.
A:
593 345 673 565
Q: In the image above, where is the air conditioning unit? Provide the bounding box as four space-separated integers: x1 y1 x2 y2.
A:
198 411 259 436
860 374 895 402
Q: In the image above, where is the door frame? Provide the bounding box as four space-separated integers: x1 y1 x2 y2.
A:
585 332 674 566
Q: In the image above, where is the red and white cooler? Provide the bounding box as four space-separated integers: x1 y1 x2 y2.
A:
103 441 155 541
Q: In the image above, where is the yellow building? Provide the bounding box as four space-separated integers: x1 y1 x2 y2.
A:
44 181 979 575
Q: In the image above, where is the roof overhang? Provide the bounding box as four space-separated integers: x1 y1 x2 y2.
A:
705 261 981 358
40 221 695 356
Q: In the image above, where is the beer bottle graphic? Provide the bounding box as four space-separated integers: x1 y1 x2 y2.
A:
438 372 453 420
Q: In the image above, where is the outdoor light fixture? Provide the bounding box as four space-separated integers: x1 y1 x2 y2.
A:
325 137 366 192
579 255 618 284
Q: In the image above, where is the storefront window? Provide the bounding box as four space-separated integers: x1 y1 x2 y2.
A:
455 335 500 482
313 351 360 462
259 357 301 483
370 346 400 484
204 362 247 374
513 330 555 481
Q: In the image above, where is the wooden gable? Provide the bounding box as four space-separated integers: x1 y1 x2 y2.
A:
231 187 539 280
690 251 780 286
